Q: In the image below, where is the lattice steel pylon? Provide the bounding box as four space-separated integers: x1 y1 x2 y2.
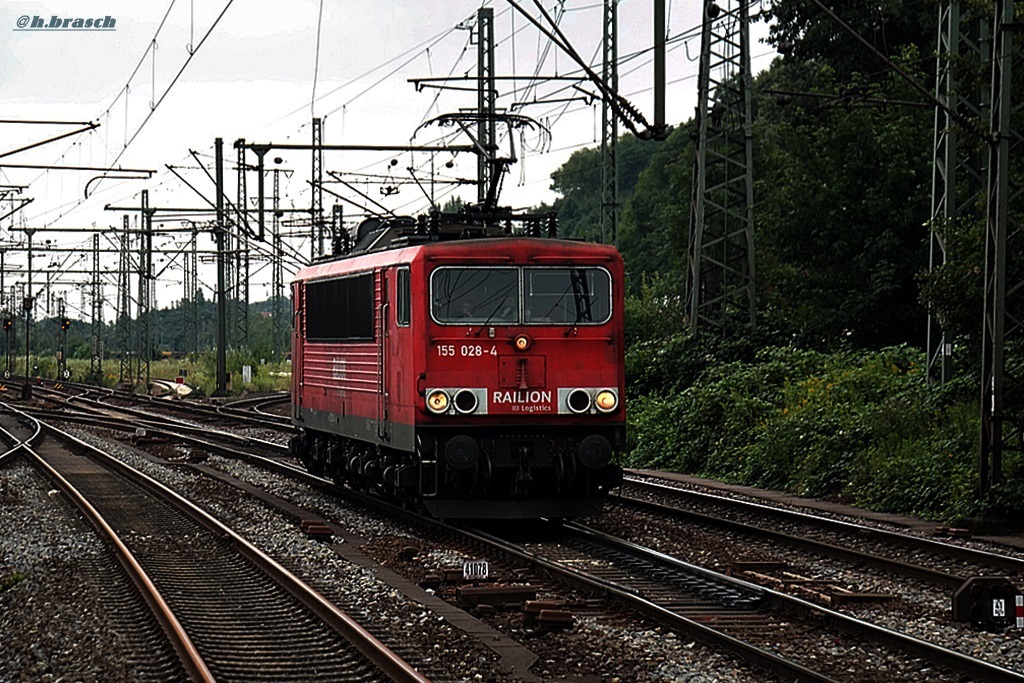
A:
272 168 285 357
234 141 249 349
476 6 496 205
601 0 619 246
183 225 198 361
89 233 103 381
928 2 988 384
117 215 132 387
979 0 1024 498
686 0 756 334
312 117 324 259
136 190 153 390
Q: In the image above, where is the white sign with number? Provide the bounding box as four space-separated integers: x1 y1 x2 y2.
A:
463 559 489 581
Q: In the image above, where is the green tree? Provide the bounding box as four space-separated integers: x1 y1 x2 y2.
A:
551 133 666 246
752 56 933 347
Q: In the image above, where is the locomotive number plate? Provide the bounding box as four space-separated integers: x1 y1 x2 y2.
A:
436 344 497 357
463 559 489 581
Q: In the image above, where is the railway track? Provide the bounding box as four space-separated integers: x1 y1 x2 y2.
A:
457 520 1024 683
0 416 191 682
34 378 294 432
14 388 1024 680
220 391 292 420
0 404 427 683
612 475 1024 589
28 384 293 457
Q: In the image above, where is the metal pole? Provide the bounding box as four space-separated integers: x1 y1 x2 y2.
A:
272 167 284 357
90 233 103 381
23 229 33 398
137 190 152 390
601 0 620 245
653 0 665 133
476 7 495 207
979 0 1018 498
117 215 132 387
312 117 323 259
215 137 229 395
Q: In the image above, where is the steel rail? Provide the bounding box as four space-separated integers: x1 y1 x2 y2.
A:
0 404 215 683
0 410 36 465
563 521 1024 683
621 475 1024 575
617 481 966 589
31 378 294 432
30 388 291 455
460 521 837 683
6 404 430 683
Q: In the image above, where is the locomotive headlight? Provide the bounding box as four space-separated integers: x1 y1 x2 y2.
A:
453 389 478 414
595 389 618 413
514 334 531 351
566 389 591 414
426 390 450 414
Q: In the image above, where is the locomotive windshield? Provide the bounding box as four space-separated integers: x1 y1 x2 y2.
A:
431 267 519 324
524 268 611 324
431 266 611 325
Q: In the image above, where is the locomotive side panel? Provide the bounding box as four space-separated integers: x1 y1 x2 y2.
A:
293 268 416 451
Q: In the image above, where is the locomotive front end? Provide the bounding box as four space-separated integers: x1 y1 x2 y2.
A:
414 245 625 518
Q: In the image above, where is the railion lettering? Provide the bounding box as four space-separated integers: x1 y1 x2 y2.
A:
492 389 552 405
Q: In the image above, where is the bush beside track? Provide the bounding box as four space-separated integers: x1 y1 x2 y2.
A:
623 277 1024 526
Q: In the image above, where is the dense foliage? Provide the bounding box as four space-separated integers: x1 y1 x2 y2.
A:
549 1 1024 523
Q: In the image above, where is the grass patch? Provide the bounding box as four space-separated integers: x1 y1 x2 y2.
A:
1 572 26 592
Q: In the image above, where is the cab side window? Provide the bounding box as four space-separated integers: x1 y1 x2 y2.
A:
396 267 410 327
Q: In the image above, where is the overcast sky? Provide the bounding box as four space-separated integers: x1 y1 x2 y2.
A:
1 0 775 317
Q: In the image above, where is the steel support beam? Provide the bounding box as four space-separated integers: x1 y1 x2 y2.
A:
476 7 496 206
979 0 1023 498
184 225 199 362
272 168 286 358
117 216 132 387
89 233 103 381
136 190 153 390
215 138 229 396
312 117 324 259
687 0 757 333
929 2 988 384
601 0 619 246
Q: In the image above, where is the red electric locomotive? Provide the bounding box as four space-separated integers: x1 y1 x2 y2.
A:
290 214 625 518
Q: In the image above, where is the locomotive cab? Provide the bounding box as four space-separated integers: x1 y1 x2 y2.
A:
411 257 625 517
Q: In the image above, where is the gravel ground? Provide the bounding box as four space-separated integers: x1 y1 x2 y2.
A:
618 474 1024 676
0 458 179 683
21 420 1019 681
73 428 769 682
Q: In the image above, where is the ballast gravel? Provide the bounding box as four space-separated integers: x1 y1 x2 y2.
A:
23 428 765 682
11 424 1022 681
0 461 144 683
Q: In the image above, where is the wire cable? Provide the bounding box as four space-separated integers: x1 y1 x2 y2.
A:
40 0 238 228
